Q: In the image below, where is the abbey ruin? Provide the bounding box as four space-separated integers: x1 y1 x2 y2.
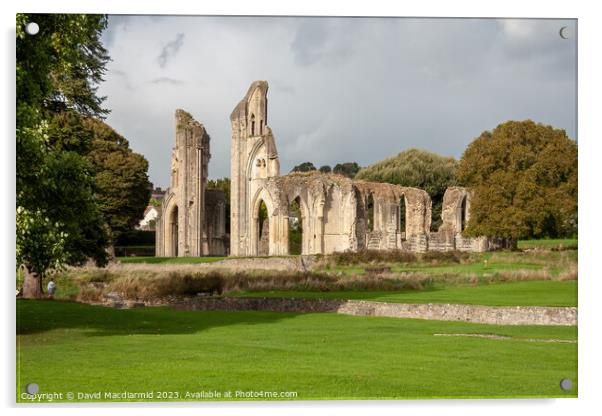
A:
157 81 506 258
155 110 227 257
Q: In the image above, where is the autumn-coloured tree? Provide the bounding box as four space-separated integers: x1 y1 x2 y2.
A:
457 120 577 240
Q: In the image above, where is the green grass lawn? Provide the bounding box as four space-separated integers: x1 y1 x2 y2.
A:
228 280 577 307
332 261 543 275
325 249 576 277
518 238 578 249
17 300 577 402
117 256 226 264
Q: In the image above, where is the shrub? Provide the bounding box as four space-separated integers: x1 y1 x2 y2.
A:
84 269 115 283
107 272 224 301
155 272 223 297
77 285 104 302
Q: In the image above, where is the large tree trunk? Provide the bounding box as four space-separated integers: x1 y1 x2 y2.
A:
21 265 43 299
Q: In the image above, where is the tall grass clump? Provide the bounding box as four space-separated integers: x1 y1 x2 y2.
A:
327 249 470 266
75 269 433 302
106 272 223 301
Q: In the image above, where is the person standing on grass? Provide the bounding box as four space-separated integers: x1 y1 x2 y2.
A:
47 278 56 299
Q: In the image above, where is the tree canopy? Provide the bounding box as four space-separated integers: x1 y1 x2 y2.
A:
16 14 112 294
457 120 577 240
333 162 361 178
355 149 458 229
291 162 317 173
84 118 151 237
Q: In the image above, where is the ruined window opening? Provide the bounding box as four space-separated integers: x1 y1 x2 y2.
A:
250 114 256 136
260 120 264 135
367 194 375 232
288 196 303 255
257 200 269 256
460 195 467 232
258 200 268 237
170 205 179 257
399 196 406 238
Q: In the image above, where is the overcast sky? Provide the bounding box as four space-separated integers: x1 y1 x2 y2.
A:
98 16 577 188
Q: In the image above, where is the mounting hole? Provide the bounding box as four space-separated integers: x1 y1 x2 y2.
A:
26 383 39 394
25 22 39 36
559 378 573 391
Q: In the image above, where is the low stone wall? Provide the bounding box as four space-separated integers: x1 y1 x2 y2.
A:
171 297 577 326
172 297 343 313
336 301 577 326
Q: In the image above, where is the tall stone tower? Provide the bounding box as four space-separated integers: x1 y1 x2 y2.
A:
230 81 280 256
156 109 212 257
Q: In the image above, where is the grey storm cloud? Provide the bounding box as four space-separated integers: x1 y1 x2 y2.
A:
290 18 359 66
99 16 576 189
157 32 185 68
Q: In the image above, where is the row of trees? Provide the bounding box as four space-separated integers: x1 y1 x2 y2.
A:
291 162 361 178
16 14 151 297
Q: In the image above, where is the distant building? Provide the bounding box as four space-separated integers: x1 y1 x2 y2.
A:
138 205 159 231
151 187 166 201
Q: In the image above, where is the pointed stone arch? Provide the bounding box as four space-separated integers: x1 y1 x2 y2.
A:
286 191 310 255
161 192 180 257
250 187 277 256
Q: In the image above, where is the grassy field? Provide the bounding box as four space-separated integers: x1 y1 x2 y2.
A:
45 244 576 308
228 280 577 307
17 300 577 402
517 238 577 250
325 249 576 277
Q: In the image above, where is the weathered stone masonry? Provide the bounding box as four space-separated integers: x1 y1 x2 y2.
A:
172 297 577 326
156 80 506 258
155 110 227 257
230 81 502 256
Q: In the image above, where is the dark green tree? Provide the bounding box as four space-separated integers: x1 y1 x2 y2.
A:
457 120 577 240
46 110 151 240
333 162 361 179
291 162 317 173
319 165 332 173
16 14 111 297
84 118 151 238
355 149 458 229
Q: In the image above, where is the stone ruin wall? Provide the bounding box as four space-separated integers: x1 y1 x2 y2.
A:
158 81 510 258
229 81 510 256
204 189 228 256
155 110 227 257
